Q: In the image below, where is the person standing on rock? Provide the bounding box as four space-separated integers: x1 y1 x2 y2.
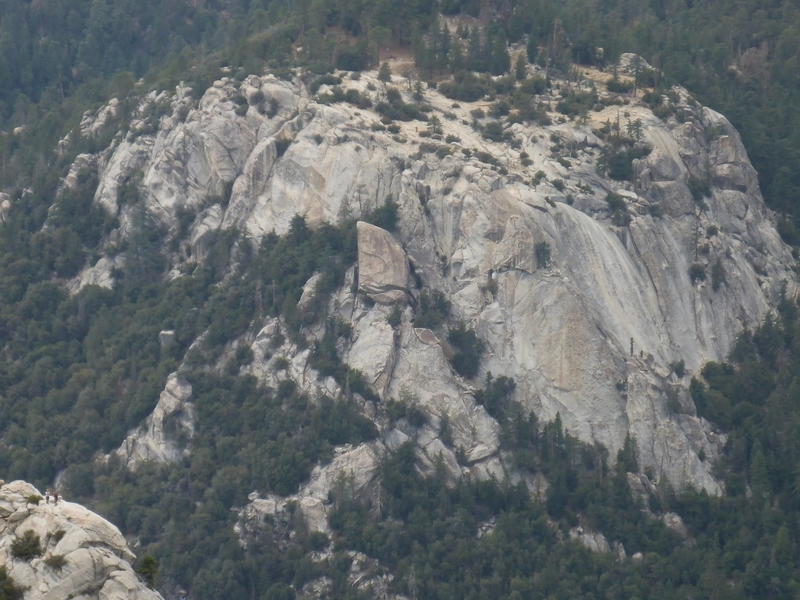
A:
45 488 51 504
53 489 59 506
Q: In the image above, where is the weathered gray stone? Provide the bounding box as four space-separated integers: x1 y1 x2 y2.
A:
0 193 10 223
0 481 161 600
356 221 409 304
158 330 175 349
111 373 193 470
569 527 611 553
663 512 690 538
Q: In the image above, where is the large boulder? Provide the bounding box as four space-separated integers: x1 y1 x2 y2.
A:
356 221 410 304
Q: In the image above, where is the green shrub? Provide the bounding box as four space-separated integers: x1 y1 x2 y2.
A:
688 174 711 201
50 529 65 543
556 88 598 117
448 324 484 379
307 531 329 551
315 86 373 109
376 88 426 122
474 151 500 167
519 76 548 95
26 494 42 505
535 242 551 269
689 263 706 282
387 305 402 328
489 100 510 117
44 554 67 570
227 344 254 375
275 137 292 157
0 566 23 600
11 531 42 561
309 74 342 94
439 71 493 102
605 192 631 226
414 290 451 329
474 373 516 419
606 78 634 93
249 90 265 106
365 198 399 232
386 393 428 428
669 360 686 378
711 259 725 291
597 141 651 181
335 45 367 71
482 120 507 142
605 192 625 213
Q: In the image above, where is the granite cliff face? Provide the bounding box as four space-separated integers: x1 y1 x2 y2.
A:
0 480 161 600
74 60 796 506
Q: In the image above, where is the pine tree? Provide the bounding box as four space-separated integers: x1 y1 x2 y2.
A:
617 433 638 473
378 61 392 84
427 115 442 135
514 53 527 80
436 23 451 72
750 439 770 500
449 41 465 72
526 33 538 64
490 32 510 75
467 27 483 72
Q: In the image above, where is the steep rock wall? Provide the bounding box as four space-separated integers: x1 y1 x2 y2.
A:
88 68 796 495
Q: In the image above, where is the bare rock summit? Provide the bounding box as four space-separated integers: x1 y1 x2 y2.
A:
0 480 161 600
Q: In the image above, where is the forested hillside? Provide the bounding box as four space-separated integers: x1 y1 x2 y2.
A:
2 1 800 599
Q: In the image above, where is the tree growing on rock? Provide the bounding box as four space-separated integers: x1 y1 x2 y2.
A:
11 530 42 561
378 62 392 85
448 324 484 378
515 53 527 80
427 114 443 135
136 555 158 588
535 241 551 269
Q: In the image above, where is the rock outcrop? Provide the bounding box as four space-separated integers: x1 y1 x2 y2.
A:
112 373 193 470
356 221 409 304
237 443 383 538
74 64 798 497
0 480 161 600
0 192 11 223
569 526 611 554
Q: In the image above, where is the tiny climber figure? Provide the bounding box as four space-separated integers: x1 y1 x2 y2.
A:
45 488 51 504
53 489 59 506
630 337 634 356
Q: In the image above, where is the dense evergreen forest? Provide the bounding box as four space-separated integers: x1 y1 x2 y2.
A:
3 0 800 598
